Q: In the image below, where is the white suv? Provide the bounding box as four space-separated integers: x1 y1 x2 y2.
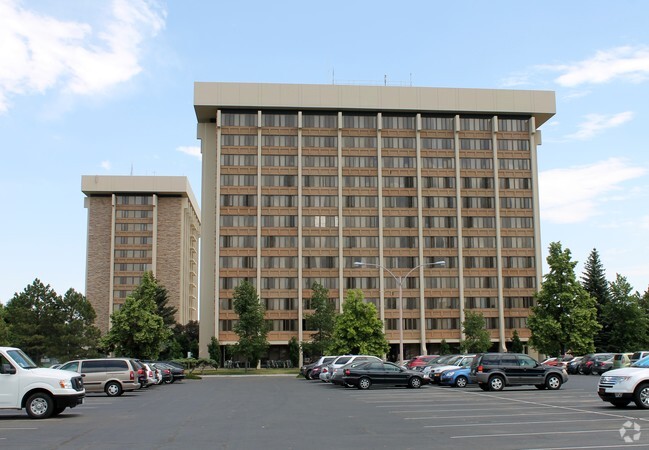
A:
598 355 649 408
0 347 85 418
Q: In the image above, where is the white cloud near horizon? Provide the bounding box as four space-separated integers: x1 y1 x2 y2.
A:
100 160 111 170
0 0 166 113
177 145 201 160
541 46 649 87
566 111 634 140
540 158 646 224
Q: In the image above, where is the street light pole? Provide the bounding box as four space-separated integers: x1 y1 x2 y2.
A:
354 260 445 363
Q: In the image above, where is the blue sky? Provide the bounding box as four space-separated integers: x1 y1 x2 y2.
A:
1 0 648 303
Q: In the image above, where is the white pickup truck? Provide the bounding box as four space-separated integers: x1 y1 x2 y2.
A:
0 346 85 418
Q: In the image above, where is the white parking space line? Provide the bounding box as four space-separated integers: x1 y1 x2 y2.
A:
425 417 628 428
523 443 649 450
406 410 584 420
389 405 556 413
451 428 621 439
0 427 37 430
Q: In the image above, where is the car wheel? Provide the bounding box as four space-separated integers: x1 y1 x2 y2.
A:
578 366 585 375
489 375 505 391
358 377 372 390
408 377 422 389
105 381 123 397
610 399 631 408
26 392 54 419
454 376 468 388
545 374 562 390
169 378 176 384
634 383 649 409
478 383 489 391
305 370 311 379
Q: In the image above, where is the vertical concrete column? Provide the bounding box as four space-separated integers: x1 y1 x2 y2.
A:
529 117 543 285
256 110 262 292
152 194 158 276
297 111 304 368
197 118 218 358
337 111 344 312
415 113 427 354
108 194 116 328
377 113 385 324
493 116 506 352
454 115 465 342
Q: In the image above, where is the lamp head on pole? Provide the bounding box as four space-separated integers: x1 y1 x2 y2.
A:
353 261 365 267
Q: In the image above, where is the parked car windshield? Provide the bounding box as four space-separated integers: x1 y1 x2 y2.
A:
632 355 649 368
7 349 38 369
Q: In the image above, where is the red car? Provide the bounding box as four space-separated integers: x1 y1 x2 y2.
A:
407 355 439 370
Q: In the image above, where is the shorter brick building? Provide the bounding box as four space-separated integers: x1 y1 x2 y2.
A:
82 176 200 333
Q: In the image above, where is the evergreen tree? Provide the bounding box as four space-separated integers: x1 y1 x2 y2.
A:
288 336 300 368
102 272 172 359
328 289 389 356
510 329 524 353
0 304 10 346
581 249 610 351
232 281 268 370
528 242 601 356
303 282 337 358
602 274 649 352
460 311 492 353
52 288 101 361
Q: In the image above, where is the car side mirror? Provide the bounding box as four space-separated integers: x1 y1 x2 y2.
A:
2 364 16 374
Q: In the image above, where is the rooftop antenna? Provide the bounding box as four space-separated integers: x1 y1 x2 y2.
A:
130 163 133 176
384 74 387 86
332 68 335 85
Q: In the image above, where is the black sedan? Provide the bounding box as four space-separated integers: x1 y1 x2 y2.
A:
341 361 426 390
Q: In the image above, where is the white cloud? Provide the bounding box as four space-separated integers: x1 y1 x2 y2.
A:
566 111 634 140
541 46 649 87
100 160 111 170
539 158 646 224
177 146 202 160
0 0 166 113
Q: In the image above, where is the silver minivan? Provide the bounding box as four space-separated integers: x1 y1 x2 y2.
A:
59 358 140 397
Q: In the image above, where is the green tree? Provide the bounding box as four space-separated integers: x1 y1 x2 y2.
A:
153 278 178 327
0 304 10 346
439 339 451 355
102 272 172 359
510 329 524 353
232 281 268 370
288 336 300 368
208 336 221 368
328 289 389 356
528 242 601 356
581 249 610 351
303 282 337 358
601 274 649 352
169 320 199 359
51 288 101 361
460 311 492 353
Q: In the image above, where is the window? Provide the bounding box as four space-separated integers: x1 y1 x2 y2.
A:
501 217 533 228
303 215 339 228
343 176 378 188
219 256 256 269
500 197 532 209
462 217 495 228
424 277 459 289
461 197 494 208
302 136 337 147
460 139 492 150
461 117 492 131
463 236 496 248
220 320 237 331
426 318 459 330
261 236 297 248
219 298 233 310
383 236 418 248
383 196 417 208
303 175 338 188
426 297 459 309
220 175 257 186
421 138 454 150
262 175 297 187
221 135 257 146
303 195 337 207
499 159 531 170
382 115 415 129
381 138 415 149
463 256 496 268
343 216 379 228
262 113 297 127
116 195 151 205
502 256 535 268
504 277 536 289
465 297 497 309
462 177 494 189
343 156 378 168
302 277 338 289
221 194 257 207
422 157 454 169
502 236 534 248
422 177 455 189
261 215 297 227
344 196 378 208
262 155 297 167
464 277 498 289
383 176 416 188
261 195 297 207
219 235 257 248
423 196 455 208
302 156 337 167
423 216 456 228
262 278 298 289
505 297 535 308
221 154 257 166
222 113 257 127
382 156 416 168
383 256 418 269
424 236 457 248
461 158 493 170
303 236 339 248
344 236 379 247
303 256 337 269
220 277 254 289
262 135 297 147
345 277 379 289
498 139 529 151
499 178 531 190
498 118 529 132
343 137 377 148
383 216 417 228
264 299 297 311
302 114 337 128
421 116 454 130
261 257 297 269
343 114 377 129
220 215 256 227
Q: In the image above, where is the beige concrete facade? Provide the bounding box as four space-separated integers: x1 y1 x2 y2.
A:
82 176 200 333
194 82 555 360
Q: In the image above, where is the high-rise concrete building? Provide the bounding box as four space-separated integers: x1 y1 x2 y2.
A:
82 175 200 333
194 82 555 360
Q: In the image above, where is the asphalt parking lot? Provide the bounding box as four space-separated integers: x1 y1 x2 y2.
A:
2 374 649 449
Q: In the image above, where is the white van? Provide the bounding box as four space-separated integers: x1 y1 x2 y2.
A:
0 346 85 418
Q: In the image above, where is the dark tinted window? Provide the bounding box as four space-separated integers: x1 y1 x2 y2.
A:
335 357 352 365
384 363 401 372
481 354 500 364
105 360 129 371
518 355 537 367
499 355 519 366
366 362 383 370
81 360 107 373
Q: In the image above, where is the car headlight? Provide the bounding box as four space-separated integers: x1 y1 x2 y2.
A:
602 376 631 384
59 379 72 389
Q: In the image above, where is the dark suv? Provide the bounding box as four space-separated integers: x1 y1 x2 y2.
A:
470 353 568 391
